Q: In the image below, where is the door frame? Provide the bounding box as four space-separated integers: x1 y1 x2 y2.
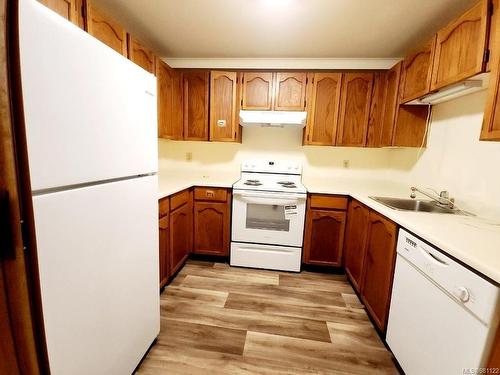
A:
1 0 49 373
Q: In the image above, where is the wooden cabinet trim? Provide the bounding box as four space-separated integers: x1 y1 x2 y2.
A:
159 197 170 218
430 0 489 90
309 194 348 210
170 189 190 211
194 187 228 202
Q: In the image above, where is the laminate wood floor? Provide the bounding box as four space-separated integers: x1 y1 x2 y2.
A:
135 260 399 375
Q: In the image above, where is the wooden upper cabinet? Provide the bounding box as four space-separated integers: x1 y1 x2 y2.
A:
380 62 402 146
85 1 127 56
304 73 342 146
399 37 436 103
482 1 500 141
183 71 209 141
241 72 274 110
366 72 387 147
431 0 489 90
38 0 78 24
156 60 183 140
343 200 370 293
336 72 374 147
360 211 397 332
127 35 155 74
273 72 307 111
392 106 429 147
210 71 240 142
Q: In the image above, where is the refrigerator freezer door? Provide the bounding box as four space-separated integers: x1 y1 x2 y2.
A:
19 0 157 192
33 175 159 375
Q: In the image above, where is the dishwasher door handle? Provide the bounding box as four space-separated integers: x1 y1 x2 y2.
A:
418 245 449 266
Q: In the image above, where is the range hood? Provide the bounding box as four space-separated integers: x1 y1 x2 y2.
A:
406 73 489 105
239 110 307 128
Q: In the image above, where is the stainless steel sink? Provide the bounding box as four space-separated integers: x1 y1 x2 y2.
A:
370 196 472 215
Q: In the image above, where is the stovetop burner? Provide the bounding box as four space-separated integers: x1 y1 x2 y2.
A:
244 179 263 186
278 181 297 188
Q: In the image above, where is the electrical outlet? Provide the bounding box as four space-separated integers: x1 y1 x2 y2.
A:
186 152 193 161
343 160 350 169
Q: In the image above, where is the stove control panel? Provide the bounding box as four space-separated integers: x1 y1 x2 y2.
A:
241 160 302 175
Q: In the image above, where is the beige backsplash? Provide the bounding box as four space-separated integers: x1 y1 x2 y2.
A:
159 90 500 216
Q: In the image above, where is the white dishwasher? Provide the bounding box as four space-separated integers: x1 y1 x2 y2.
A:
387 229 500 375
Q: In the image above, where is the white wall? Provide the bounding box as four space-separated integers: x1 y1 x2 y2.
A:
159 126 392 180
388 90 500 214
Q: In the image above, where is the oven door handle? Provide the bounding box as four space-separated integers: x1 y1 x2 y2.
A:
233 190 306 201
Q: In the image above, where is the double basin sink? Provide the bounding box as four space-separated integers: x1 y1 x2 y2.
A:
370 196 472 216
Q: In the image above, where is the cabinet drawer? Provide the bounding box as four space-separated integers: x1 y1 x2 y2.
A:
309 195 348 210
170 189 190 211
159 197 170 218
194 187 228 202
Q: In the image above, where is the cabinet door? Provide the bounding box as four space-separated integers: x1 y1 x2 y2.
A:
304 73 342 146
210 71 239 142
157 60 183 140
366 72 387 147
85 1 127 56
360 211 397 332
193 200 230 256
38 0 78 24
431 0 489 90
241 72 274 110
273 72 307 111
380 62 402 146
183 71 209 141
170 200 192 275
482 9 500 141
392 106 430 147
159 216 169 288
127 35 155 74
336 73 374 147
303 209 346 267
343 200 370 293
399 37 436 103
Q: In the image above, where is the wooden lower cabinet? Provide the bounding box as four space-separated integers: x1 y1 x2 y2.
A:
303 195 347 267
158 215 169 288
343 200 370 292
359 210 398 332
170 195 193 275
193 188 231 256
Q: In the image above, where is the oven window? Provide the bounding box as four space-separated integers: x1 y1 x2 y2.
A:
246 203 290 231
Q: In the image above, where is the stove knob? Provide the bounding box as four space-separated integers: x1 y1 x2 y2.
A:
453 286 470 303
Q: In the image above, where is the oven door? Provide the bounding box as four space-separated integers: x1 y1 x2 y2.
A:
232 190 306 247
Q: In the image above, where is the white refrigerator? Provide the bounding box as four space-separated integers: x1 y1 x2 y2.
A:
18 1 160 374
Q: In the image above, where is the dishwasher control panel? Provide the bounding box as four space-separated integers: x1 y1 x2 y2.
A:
397 229 499 326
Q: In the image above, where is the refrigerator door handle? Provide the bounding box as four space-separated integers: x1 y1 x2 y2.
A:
0 190 15 260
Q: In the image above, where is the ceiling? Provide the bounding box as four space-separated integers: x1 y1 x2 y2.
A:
94 0 476 60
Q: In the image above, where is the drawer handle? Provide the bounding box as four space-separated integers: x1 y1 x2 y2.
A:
205 190 215 198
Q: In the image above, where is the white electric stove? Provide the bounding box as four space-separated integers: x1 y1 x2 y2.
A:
231 160 307 272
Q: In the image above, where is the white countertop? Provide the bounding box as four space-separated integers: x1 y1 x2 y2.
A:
158 172 500 284
304 177 500 284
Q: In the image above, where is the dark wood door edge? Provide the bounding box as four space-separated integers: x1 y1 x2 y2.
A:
3 0 50 373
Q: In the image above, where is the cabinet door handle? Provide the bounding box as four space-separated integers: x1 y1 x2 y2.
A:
0 190 14 260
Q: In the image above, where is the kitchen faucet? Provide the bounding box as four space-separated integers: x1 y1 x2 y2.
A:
410 187 455 209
